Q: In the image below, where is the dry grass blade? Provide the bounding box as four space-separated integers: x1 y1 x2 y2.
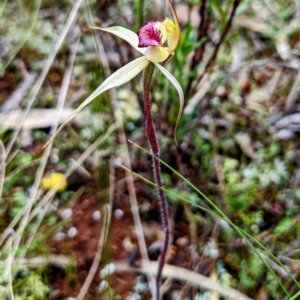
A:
76 158 114 300
24 32 81 253
2 32 81 279
0 140 5 201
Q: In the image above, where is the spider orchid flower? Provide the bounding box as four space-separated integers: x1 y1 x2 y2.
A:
39 0 182 152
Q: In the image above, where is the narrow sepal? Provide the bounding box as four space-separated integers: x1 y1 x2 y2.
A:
38 56 149 153
154 62 184 145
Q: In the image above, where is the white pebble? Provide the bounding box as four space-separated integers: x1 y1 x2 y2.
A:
60 208 73 219
53 232 66 242
68 227 77 238
100 263 116 278
91 210 101 221
50 154 59 164
276 129 295 140
114 209 124 219
99 280 109 291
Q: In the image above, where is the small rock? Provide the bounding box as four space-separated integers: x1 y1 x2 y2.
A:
60 208 72 219
68 227 77 238
100 263 116 278
175 237 189 248
99 280 109 291
276 129 295 140
91 210 101 221
114 209 124 219
53 232 66 242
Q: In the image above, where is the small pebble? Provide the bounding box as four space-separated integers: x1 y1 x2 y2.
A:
210 248 219 259
52 200 59 209
251 224 259 234
60 208 72 219
91 210 101 221
122 237 134 252
114 209 124 219
100 263 116 278
276 129 295 140
175 237 189 248
50 154 59 164
68 227 77 238
99 280 109 291
53 232 66 242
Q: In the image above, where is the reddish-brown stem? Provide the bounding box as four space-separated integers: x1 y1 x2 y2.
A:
143 62 170 300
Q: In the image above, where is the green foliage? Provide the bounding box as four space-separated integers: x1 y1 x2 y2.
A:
274 217 294 235
239 256 264 291
14 272 49 299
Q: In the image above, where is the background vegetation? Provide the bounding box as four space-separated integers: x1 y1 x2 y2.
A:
1 0 300 299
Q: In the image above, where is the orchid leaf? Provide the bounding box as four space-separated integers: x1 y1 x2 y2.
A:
89 26 144 55
39 56 149 152
154 62 184 145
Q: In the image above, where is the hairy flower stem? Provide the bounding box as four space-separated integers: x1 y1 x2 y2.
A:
143 62 170 300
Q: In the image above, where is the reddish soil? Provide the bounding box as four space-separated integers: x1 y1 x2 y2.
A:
46 183 197 299
48 192 137 299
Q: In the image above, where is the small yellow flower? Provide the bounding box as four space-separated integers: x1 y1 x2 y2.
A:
41 172 67 193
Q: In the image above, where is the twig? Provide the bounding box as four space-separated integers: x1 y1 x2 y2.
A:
0 108 85 130
0 255 73 268
0 72 37 113
115 260 254 300
0 140 5 201
284 68 300 111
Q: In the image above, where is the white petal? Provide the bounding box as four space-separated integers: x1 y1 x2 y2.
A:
90 26 145 55
41 56 149 150
154 63 184 144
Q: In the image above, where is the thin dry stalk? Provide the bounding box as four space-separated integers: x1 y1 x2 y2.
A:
0 72 37 113
115 261 254 300
76 159 114 300
4 237 14 300
2 30 81 275
0 140 5 200
284 68 300 111
24 32 81 251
